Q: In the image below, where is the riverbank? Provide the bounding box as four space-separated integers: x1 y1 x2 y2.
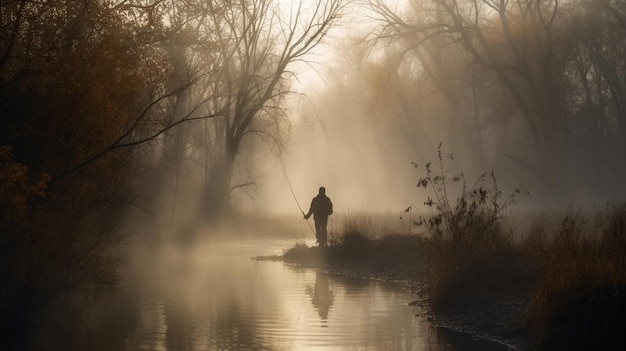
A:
254 233 536 350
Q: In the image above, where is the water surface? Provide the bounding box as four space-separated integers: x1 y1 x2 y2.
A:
27 239 509 350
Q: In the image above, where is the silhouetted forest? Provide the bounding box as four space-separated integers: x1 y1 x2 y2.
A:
366 0 626 198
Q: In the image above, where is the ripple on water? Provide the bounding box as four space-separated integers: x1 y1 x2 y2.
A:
25 239 511 351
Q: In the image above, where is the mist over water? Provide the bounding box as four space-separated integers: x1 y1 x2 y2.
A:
21 238 510 351
3 1 626 350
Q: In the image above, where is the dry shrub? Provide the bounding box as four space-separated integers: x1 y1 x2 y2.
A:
408 145 523 306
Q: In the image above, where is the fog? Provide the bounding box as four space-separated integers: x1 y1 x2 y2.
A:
253 5 419 215
254 0 626 217
4 1 626 349
257 76 419 214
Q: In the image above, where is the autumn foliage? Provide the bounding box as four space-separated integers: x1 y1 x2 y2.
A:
0 0 172 324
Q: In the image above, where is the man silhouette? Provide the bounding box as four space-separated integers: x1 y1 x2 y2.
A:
304 186 333 247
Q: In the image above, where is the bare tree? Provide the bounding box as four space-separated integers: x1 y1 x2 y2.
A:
555 0 626 194
184 0 345 218
368 0 571 189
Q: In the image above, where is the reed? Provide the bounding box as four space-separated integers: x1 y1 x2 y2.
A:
524 202 626 349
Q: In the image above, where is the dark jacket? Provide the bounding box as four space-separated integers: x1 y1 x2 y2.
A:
305 195 333 220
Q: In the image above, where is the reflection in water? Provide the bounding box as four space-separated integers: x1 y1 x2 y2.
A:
306 271 334 322
165 294 194 351
209 302 269 351
20 239 510 351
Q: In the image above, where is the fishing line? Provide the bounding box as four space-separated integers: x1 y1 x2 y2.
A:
277 148 316 238
281 158 305 215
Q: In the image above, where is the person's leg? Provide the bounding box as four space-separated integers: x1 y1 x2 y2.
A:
318 217 328 247
314 219 321 244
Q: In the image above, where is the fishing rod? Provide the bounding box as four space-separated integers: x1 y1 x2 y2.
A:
277 148 316 238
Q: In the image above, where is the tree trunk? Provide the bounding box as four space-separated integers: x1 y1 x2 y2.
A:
203 146 235 220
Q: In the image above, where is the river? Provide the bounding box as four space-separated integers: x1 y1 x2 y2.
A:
22 238 510 350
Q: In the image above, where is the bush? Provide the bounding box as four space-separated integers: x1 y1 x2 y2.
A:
409 144 523 260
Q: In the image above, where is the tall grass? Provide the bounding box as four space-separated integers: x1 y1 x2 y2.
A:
329 211 378 246
524 202 626 348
